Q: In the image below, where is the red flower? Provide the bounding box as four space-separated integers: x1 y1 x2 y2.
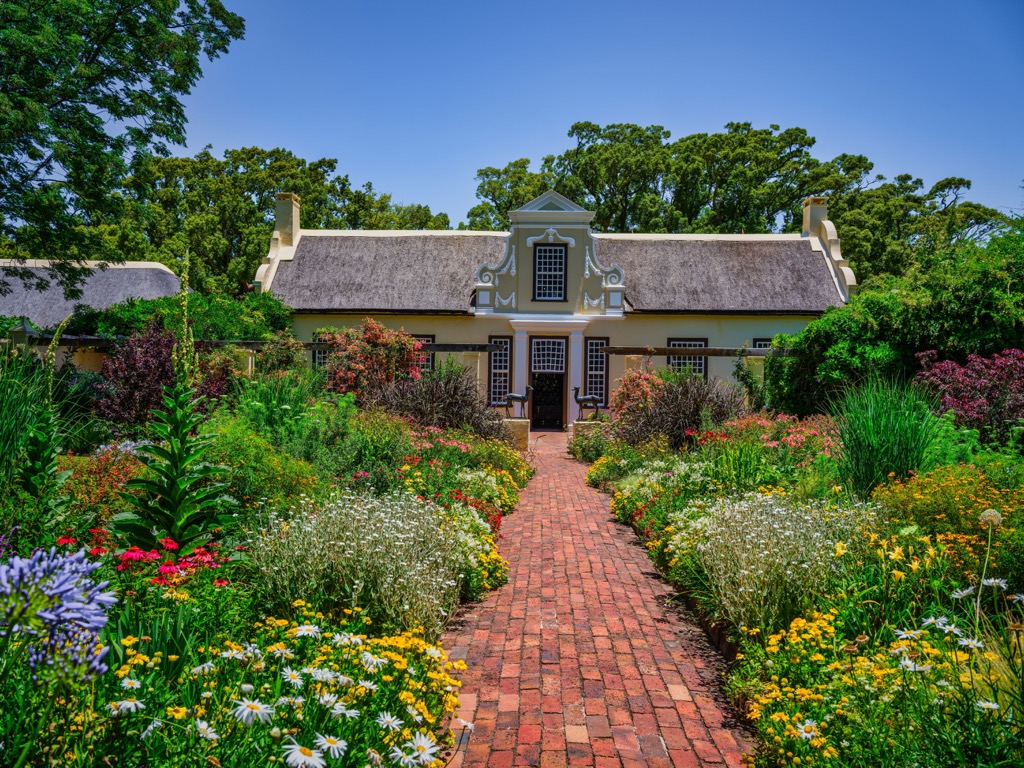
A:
158 537 179 551
89 546 107 556
213 579 229 587
56 536 77 546
158 561 179 575
149 576 169 586
121 546 146 561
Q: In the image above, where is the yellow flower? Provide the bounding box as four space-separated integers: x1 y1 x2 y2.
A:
120 636 139 647
165 706 188 720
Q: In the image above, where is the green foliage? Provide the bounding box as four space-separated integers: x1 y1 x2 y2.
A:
110 147 449 295
0 343 45 486
233 369 327 446
254 330 308 373
567 418 614 463
206 413 321 512
0 0 245 296
114 384 236 552
832 379 943 499
765 227 1024 415
66 291 292 340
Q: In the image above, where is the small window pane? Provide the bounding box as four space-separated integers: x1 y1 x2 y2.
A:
585 338 608 406
413 336 434 372
531 338 566 373
534 245 566 301
489 337 511 405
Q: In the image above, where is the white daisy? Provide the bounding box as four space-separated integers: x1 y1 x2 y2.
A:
360 652 387 672
335 675 355 687
424 646 442 659
358 679 378 692
108 698 146 715
330 703 361 719
406 704 424 723
141 719 163 740
196 719 219 741
272 645 295 659
951 586 975 599
244 643 263 658
375 711 403 730
220 649 244 660
295 624 321 638
976 700 1000 711
318 693 339 707
797 719 818 741
404 732 440 765
314 733 347 759
900 658 932 672
389 746 418 768
958 637 984 649
982 578 1008 590
308 668 337 683
366 748 383 766
201 691 213 699
121 678 141 690
190 661 216 675
231 698 274 726
895 628 923 640
282 738 326 768
282 667 304 689
457 718 475 731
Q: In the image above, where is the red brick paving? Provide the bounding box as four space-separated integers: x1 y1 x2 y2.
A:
444 431 754 767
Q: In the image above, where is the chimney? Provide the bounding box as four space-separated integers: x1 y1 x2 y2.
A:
275 192 301 246
802 196 828 236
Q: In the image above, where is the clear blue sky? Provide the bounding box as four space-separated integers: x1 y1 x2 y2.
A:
179 0 1024 226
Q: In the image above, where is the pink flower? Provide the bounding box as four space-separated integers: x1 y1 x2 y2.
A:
121 546 146 561
158 537 179 551
158 561 179 575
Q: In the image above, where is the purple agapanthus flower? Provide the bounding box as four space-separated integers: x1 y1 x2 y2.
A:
0 548 117 682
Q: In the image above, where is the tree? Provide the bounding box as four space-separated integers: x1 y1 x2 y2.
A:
110 147 450 294
0 0 245 297
464 159 557 231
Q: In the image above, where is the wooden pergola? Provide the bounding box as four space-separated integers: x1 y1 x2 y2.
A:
601 346 795 358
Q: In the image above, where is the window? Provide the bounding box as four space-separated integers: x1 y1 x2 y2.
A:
752 338 773 349
412 335 435 373
531 337 566 373
668 338 708 379
488 336 512 405
311 332 330 369
533 244 567 301
585 337 609 406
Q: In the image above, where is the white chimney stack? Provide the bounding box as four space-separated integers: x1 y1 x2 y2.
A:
275 192 301 246
802 196 828 236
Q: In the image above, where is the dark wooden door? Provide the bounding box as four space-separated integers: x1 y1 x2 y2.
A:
531 373 564 428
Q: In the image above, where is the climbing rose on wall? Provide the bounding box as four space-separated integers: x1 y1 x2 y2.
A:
316 318 422 402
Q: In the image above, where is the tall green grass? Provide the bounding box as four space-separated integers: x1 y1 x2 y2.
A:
0 344 46 486
832 378 943 498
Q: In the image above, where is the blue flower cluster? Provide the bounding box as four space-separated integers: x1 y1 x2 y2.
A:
0 548 117 682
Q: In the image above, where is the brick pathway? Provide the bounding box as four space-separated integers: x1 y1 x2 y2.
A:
444 431 754 767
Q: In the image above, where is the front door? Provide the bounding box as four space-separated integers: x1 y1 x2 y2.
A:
529 336 566 428
531 373 564 428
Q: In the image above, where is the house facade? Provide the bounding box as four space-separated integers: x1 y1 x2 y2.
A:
256 191 856 427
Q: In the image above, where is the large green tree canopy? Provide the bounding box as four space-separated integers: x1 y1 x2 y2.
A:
0 0 245 296
111 146 451 295
467 121 1006 284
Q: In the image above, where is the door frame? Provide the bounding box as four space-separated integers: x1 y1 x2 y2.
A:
527 335 568 427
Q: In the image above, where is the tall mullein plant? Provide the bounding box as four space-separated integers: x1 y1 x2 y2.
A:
115 259 236 553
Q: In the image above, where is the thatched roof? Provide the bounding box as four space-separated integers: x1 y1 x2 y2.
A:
595 234 843 313
271 232 507 314
0 262 180 329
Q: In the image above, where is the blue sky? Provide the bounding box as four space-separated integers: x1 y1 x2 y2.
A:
180 0 1024 226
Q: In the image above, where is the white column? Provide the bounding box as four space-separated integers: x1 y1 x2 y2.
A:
569 330 584 418
513 330 529 396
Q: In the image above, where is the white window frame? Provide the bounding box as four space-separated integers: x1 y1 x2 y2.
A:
668 338 708 379
488 336 512 405
531 337 566 373
585 337 609 406
412 335 435 373
533 244 567 302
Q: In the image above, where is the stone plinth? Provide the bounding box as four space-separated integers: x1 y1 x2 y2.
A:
505 418 531 451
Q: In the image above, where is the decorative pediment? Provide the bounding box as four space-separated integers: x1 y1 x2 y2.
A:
526 228 575 247
513 190 589 213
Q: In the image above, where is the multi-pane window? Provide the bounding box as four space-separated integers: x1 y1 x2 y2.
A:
531 337 566 373
668 338 708 379
488 336 512 405
311 332 330 369
533 244 567 301
752 337 773 350
412 335 435 373
585 338 609 406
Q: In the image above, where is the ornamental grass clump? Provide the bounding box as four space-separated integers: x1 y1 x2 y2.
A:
247 491 502 636
832 378 943 499
670 493 876 635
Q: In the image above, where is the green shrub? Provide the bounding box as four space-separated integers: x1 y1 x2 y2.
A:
246 491 499 636
567 418 614 463
206 414 321 512
233 369 326 446
612 365 747 450
833 378 944 498
0 343 46 486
